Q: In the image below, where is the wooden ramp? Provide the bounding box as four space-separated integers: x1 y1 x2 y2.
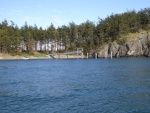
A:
64 51 82 55
49 54 55 59
48 48 83 59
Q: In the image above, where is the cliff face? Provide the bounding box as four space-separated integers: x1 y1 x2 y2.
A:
93 34 150 58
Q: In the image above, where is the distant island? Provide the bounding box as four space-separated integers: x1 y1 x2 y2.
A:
0 8 150 59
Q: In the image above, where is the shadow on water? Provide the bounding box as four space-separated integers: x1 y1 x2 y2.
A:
0 66 16 69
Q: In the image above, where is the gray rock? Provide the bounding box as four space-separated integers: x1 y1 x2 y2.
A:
148 51 150 57
138 34 150 56
144 48 149 56
89 49 97 58
148 34 150 42
109 42 120 57
140 34 148 51
148 34 150 49
144 48 150 57
119 45 128 57
98 45 109 58
96 34 150 58
145 34 150 56
127 40 143 56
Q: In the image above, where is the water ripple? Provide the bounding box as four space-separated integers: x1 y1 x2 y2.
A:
0 58 150 113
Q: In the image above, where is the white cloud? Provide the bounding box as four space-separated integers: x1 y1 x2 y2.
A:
22 16 32 22
53 16 62 24
9 10 22 16
52 15 69 27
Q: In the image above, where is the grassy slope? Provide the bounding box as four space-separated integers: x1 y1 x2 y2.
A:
98 29 150 50
0 52 48 59
117 29 150 44
18 52 48 57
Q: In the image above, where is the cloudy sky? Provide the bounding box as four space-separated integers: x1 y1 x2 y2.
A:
0 0 149 28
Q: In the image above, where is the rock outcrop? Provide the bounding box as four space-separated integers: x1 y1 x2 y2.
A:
119 44 128 57
109 42 120 57
126 40 143 56
91 34 150 58
97 45 109 58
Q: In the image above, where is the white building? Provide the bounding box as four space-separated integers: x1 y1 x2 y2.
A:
20 40 65 51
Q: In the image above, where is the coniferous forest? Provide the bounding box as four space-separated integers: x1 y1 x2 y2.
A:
0 8 150 55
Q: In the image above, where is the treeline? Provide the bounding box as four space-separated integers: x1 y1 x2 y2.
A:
0 8 150 54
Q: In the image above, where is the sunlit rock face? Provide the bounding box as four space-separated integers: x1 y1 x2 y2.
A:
95 34 150 58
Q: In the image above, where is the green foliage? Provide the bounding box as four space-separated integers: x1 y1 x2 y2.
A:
0 8 150 55
0 20 21 54
19 52 46 57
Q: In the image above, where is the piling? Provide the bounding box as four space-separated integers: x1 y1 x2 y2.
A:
87 53 88 59
111 51 112 59
95 53 97 59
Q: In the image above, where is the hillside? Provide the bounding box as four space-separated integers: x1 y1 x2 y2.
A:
91 30 150 58
0 8 150 56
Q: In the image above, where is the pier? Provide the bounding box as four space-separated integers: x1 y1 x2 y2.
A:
48 48 84 59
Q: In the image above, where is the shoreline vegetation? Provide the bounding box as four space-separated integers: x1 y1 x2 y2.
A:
0 8 150 58
0 53 83 60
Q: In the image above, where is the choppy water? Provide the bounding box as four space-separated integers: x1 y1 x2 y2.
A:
0 58 150 113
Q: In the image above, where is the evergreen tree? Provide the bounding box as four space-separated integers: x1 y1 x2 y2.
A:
0 8 150 55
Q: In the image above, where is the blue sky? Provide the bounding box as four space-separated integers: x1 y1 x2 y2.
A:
0 0 149 28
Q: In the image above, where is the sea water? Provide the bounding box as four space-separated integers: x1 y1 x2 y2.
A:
0 58 150 113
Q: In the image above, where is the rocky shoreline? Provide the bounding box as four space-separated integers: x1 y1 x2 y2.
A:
90 34 150 58
1 33 150 60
